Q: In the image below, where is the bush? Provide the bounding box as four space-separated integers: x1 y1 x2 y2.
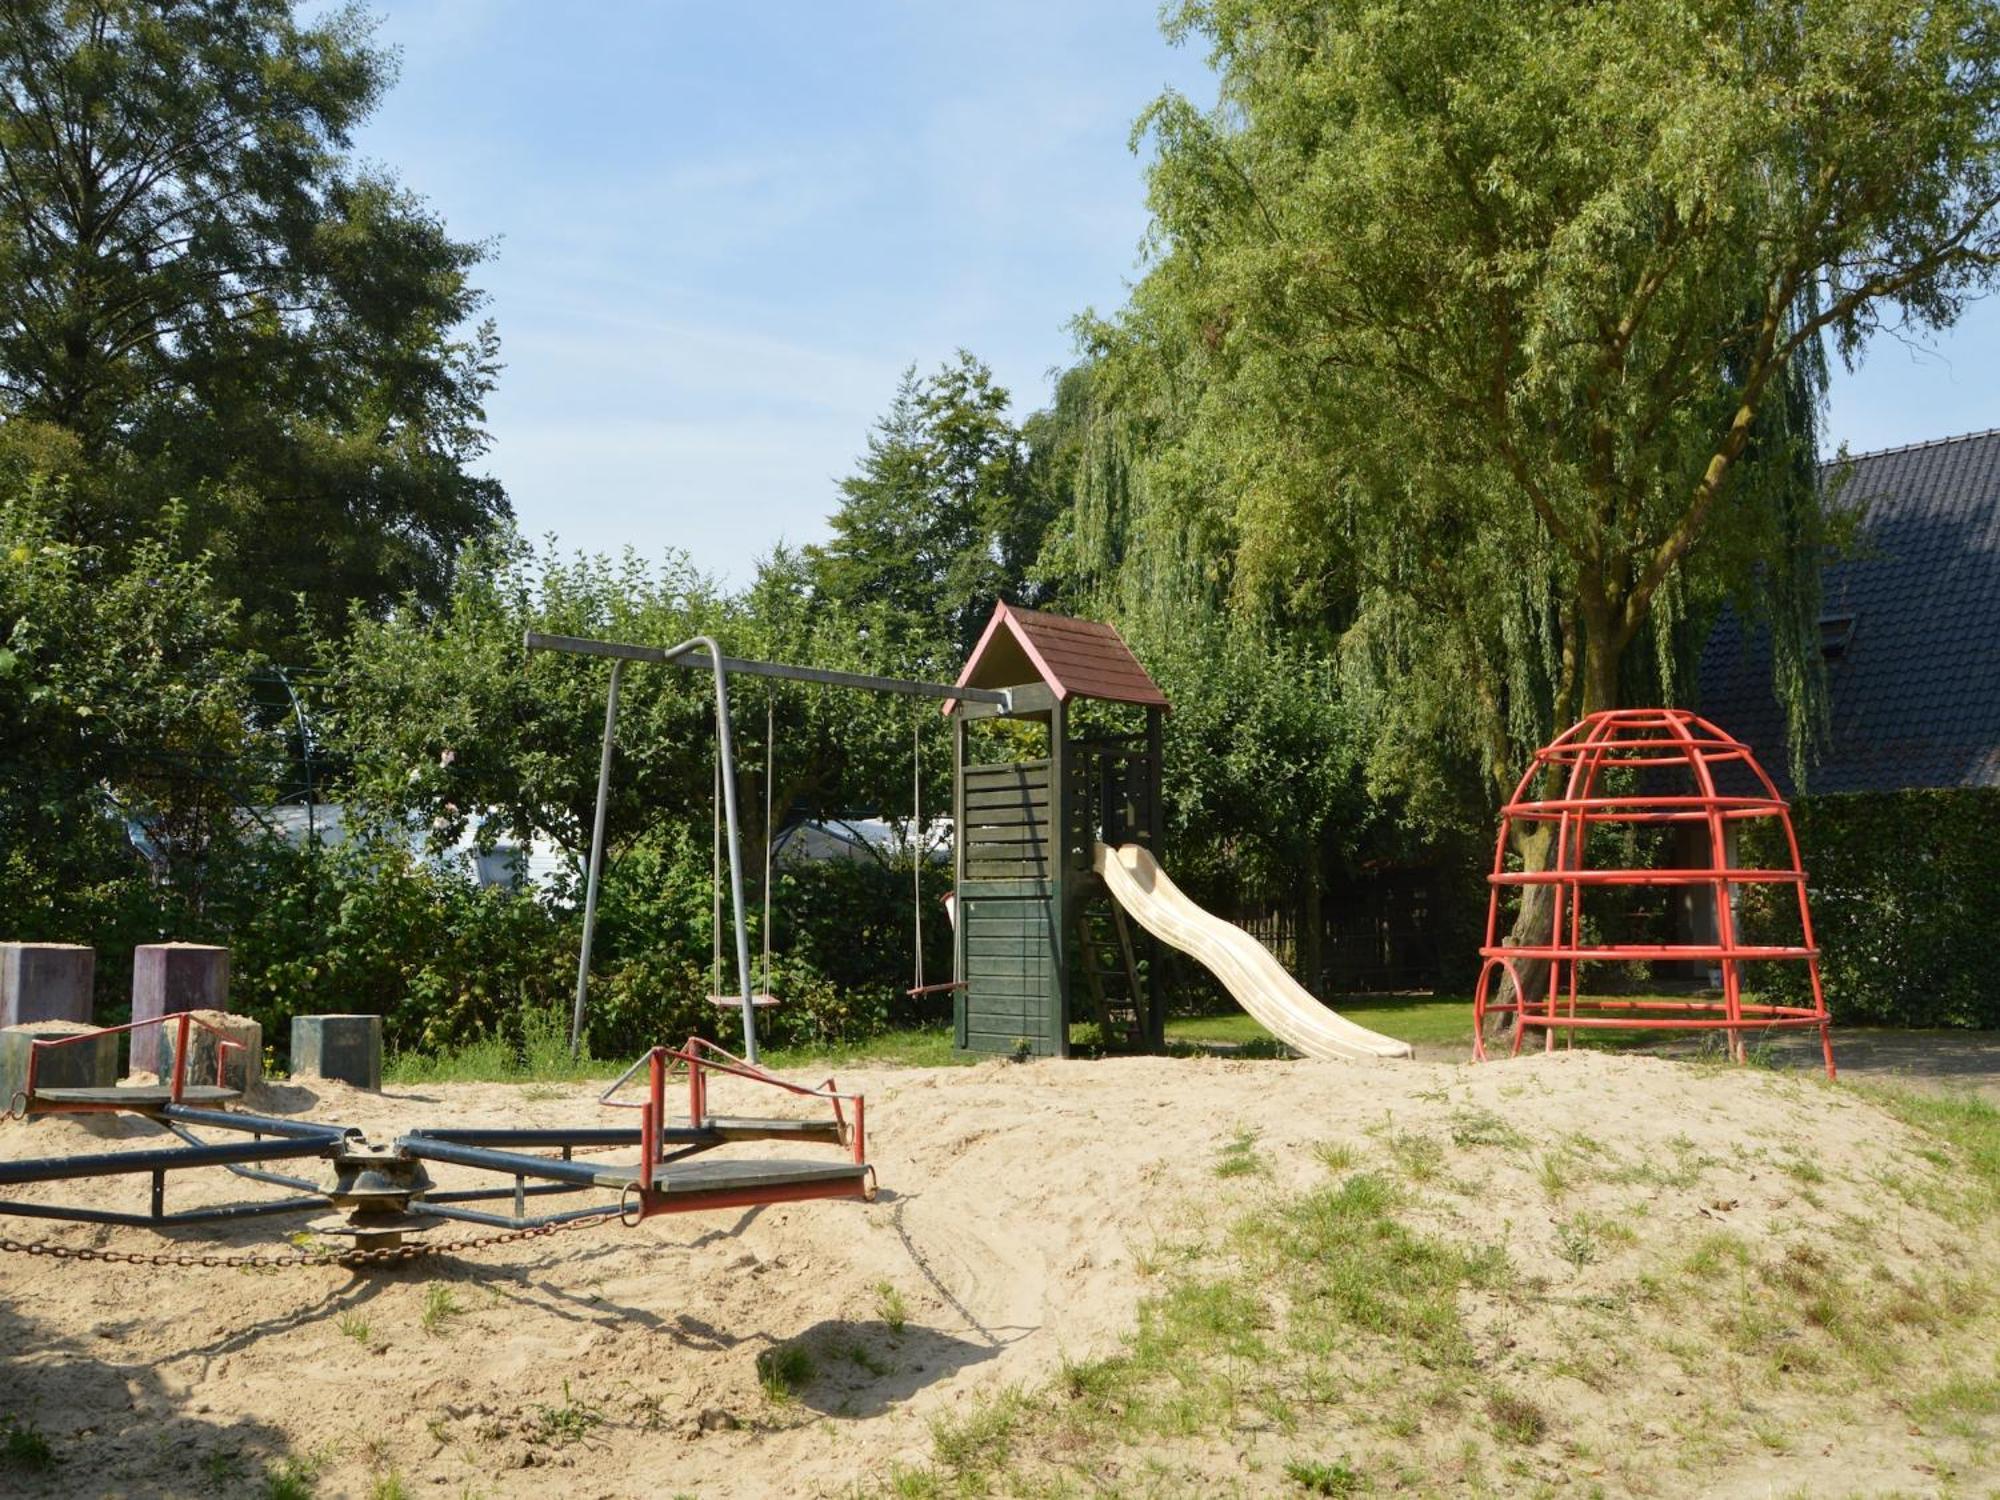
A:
1738 788 2000 1029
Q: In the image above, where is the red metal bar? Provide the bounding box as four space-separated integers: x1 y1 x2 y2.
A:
170 1013 191 1103
1492 868 1803 886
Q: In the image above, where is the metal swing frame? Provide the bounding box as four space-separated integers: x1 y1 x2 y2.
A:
524 631 1011 1064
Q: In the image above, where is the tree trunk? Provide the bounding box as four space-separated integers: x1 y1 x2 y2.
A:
1495 613 1623 1036
1300 862 1324 998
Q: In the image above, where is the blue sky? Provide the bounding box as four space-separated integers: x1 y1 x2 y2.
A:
349 3 2000 584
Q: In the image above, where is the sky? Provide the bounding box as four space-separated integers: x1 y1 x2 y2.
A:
347 3 2000 585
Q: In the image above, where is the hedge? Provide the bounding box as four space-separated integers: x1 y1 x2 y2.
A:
1738 787 2000 1029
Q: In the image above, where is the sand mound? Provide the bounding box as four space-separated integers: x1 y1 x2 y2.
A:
0 1051 1991 1496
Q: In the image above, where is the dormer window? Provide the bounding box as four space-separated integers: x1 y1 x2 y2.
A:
1819 612 1857 658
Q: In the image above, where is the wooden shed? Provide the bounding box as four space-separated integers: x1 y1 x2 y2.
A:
942 602 1170 1057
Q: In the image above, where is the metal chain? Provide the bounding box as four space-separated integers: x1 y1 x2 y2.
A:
0 1209 621 1271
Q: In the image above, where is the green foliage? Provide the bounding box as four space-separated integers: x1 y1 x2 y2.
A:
808 352 1056 666
1085 0 2000 827
0 0 503 649
755 1341 815 1402
0 1412 53 1472
0 479 266 1007
1738 789 2000 1027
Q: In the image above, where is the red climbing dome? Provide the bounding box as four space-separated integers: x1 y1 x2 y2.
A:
1473 708 1835 1078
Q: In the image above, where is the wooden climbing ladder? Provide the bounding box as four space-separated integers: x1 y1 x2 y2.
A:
1075 896 1148 1052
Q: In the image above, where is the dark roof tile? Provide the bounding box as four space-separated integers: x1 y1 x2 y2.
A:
1698 428 2000 794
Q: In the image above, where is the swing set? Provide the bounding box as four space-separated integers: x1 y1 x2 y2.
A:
526 631 1012 1063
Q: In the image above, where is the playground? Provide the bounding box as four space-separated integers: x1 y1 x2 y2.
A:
2 1045 1997 1497
2 605 1999 1496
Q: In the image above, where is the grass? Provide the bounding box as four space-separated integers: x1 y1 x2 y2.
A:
1165 993 1473 1055
858 1076 2000 1497
760 1026 973 1072
1283 1456 1366 1494
882 1165 1506 1493
1214 1125 1269 1178
262 1453 323 1500
1 1414 54 1472
527 1382 604 1448
337 1312 371 1346
419 1284 463 1338
873 1280 909 1336
386 1007 610 1086
756 1342 816 1403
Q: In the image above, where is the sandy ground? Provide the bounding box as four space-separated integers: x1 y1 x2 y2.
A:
0 1049 1995 1498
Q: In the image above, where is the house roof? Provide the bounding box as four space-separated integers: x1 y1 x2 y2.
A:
943 601 1169 714
1698 428 2000 794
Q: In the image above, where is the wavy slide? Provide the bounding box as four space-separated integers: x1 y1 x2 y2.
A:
1094 842 1414 1063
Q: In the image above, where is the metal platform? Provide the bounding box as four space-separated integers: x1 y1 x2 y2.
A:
29 1085 243 1108
615 1157 869 1194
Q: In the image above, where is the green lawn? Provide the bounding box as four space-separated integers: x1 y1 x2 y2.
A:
1165 994 1475 1055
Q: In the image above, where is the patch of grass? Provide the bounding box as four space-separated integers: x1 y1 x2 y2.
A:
262 1453 323 1500
832 1338 890 1377
1554 1215 1601 1272
873 1280 909 1336
527 1381 604 1448
1215 1126 1269 1178
386 1006 607 1086
1313 1140 1360 1172
756 1342 816 1403
1 1414 54 1472
1166 995 1473 1054
1780 1151 1827 1186
928 1387 1026 1479
761 1025 974 1072
203 1449 246 1486
1449 1107 1527 1151
1387 1130 1444 1183
1535 1152 1571 1200
419 1284 463 1338
1865 1085 2000 1223
1485 1390 1550 1445
1284 1455 1366 1494
337 1312 371 1346
1912 1366 2000 1439
369 1474 413 1500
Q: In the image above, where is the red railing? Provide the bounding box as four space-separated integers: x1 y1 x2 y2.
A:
599 1036 869 1222
14 1012 247 1116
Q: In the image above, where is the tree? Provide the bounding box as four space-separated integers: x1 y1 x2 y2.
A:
0 475 258 934
0 0 504 647
809 351 1052 667
1095 0 2000 975
1119 0 2000 760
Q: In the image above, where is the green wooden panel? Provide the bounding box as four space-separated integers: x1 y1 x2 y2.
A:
962 885 1061 1056
963 816 1049 836
964 782 1051 805
958 878 1051 898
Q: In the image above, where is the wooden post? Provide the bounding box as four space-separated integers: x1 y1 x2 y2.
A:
1049 697 1069 1058
0 943 95 1027
130 943 229 1078
952 708 968 1051
1144 705 1168 1049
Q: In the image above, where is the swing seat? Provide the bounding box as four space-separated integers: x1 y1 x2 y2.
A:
708 993 782 1009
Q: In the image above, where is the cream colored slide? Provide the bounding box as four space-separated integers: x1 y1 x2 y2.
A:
1094 842 1414 1062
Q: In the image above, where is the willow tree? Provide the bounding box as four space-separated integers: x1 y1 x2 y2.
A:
1096 0 2000 957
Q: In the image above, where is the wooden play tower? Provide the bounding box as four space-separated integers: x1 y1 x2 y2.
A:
942 603 1169 1057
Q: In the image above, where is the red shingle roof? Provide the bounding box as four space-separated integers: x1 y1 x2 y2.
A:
944 602 1169 714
